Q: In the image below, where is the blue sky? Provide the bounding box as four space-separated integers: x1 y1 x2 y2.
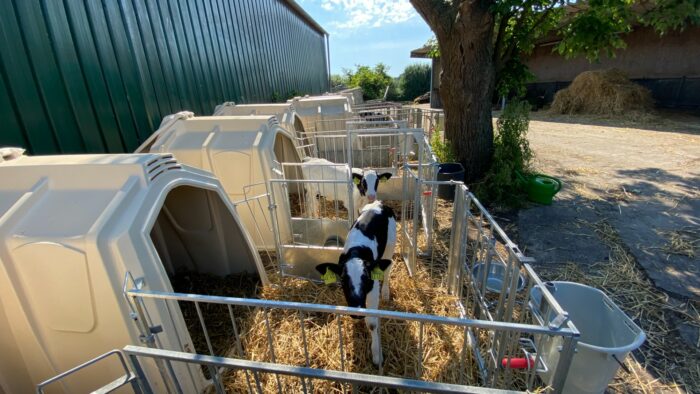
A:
297 0 434 77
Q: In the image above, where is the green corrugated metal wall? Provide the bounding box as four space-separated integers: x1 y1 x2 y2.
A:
0 0 328 154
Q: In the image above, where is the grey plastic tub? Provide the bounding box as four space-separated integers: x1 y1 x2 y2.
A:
530 281 646 394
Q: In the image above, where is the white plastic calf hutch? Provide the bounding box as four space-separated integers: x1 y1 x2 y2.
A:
288 94 350 132
0 153 267 394
338 87 364 107
136 112 301 250
212 102 312 157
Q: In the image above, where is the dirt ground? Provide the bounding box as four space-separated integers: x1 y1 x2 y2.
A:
515 110 700 392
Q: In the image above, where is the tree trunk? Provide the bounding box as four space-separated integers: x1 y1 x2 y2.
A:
438 7 496 183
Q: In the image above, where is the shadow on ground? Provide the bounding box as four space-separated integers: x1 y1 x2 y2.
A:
517 166 699 391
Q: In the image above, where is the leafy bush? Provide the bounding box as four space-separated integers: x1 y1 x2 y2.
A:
271 89 302 102
330 74 346 90
476 100 533 206
430 124 456 163
399 63 431 101
343 64 393 100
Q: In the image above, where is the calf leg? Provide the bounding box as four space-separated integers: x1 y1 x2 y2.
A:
381 264 392 301
365 281 383 366
304 186 319 217
381 217 397 301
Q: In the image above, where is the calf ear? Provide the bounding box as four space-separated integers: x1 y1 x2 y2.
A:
378 172 392 182
352 172 363 185
315 263 341 284
376 259 393 271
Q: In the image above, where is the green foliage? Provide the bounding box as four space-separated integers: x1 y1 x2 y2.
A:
425 37 440 58
476 100 533 206
556 0 633 61
640 0 700 32
496 58 535 97
399 63 431 101
430 124 456 163
271 90 302 102
343 64 393 100
420 0 699 98
330 74 346 90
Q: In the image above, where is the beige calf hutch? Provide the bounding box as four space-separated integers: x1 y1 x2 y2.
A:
137 112 302 250
212 102 313 157
287 94 350 132
0 153 267 393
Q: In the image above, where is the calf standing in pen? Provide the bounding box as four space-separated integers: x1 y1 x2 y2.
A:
300 157 391 217
315 201 397 366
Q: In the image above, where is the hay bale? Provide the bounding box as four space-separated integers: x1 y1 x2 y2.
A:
550 69 653 115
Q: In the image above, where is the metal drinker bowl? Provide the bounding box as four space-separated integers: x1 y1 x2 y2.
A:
471 261 526 293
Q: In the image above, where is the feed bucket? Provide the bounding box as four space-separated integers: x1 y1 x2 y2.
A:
530 281 646 394
436 163 465 200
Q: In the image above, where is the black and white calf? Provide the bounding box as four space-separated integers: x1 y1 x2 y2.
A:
315 201 397 366
300 157 391 216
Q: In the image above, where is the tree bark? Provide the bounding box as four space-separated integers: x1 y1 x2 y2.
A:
411 0 496 182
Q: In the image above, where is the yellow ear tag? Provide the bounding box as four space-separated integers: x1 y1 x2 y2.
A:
353 177 361 185
380 177 388 183
321 268 337 284
371 267 384 281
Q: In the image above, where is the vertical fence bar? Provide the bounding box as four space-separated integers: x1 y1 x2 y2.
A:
298 311 314 393
128 291 182 394
263 308 283 393
194 302 225 394
227 305 255 393
550 335 578 393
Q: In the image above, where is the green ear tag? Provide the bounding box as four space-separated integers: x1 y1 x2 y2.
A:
353 177 361 185
321 268 337 284
371 267 384 281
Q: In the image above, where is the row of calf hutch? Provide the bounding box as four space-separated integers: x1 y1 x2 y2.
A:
0 93 643 394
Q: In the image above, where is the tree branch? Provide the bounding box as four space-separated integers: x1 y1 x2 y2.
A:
493 11 514 65
410 0 457 38
497 1 559 70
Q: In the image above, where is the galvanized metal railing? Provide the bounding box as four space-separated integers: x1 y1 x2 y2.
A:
121 280 578 393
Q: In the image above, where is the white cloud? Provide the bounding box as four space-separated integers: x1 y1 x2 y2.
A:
319 0 418 30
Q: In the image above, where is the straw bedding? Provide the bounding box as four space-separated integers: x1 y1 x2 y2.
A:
550 69 653 116
178 197 535 392
222 259 476 393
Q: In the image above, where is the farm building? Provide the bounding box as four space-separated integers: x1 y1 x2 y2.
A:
0 0 329 155
412 25 700 109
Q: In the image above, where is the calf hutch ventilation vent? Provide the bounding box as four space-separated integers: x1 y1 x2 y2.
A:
137 112 303 250
0 153 267 393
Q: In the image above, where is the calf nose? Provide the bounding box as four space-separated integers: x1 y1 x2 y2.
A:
367 195 376 202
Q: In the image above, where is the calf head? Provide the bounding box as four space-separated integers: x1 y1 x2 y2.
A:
316 248 392 317
352 170 392 203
